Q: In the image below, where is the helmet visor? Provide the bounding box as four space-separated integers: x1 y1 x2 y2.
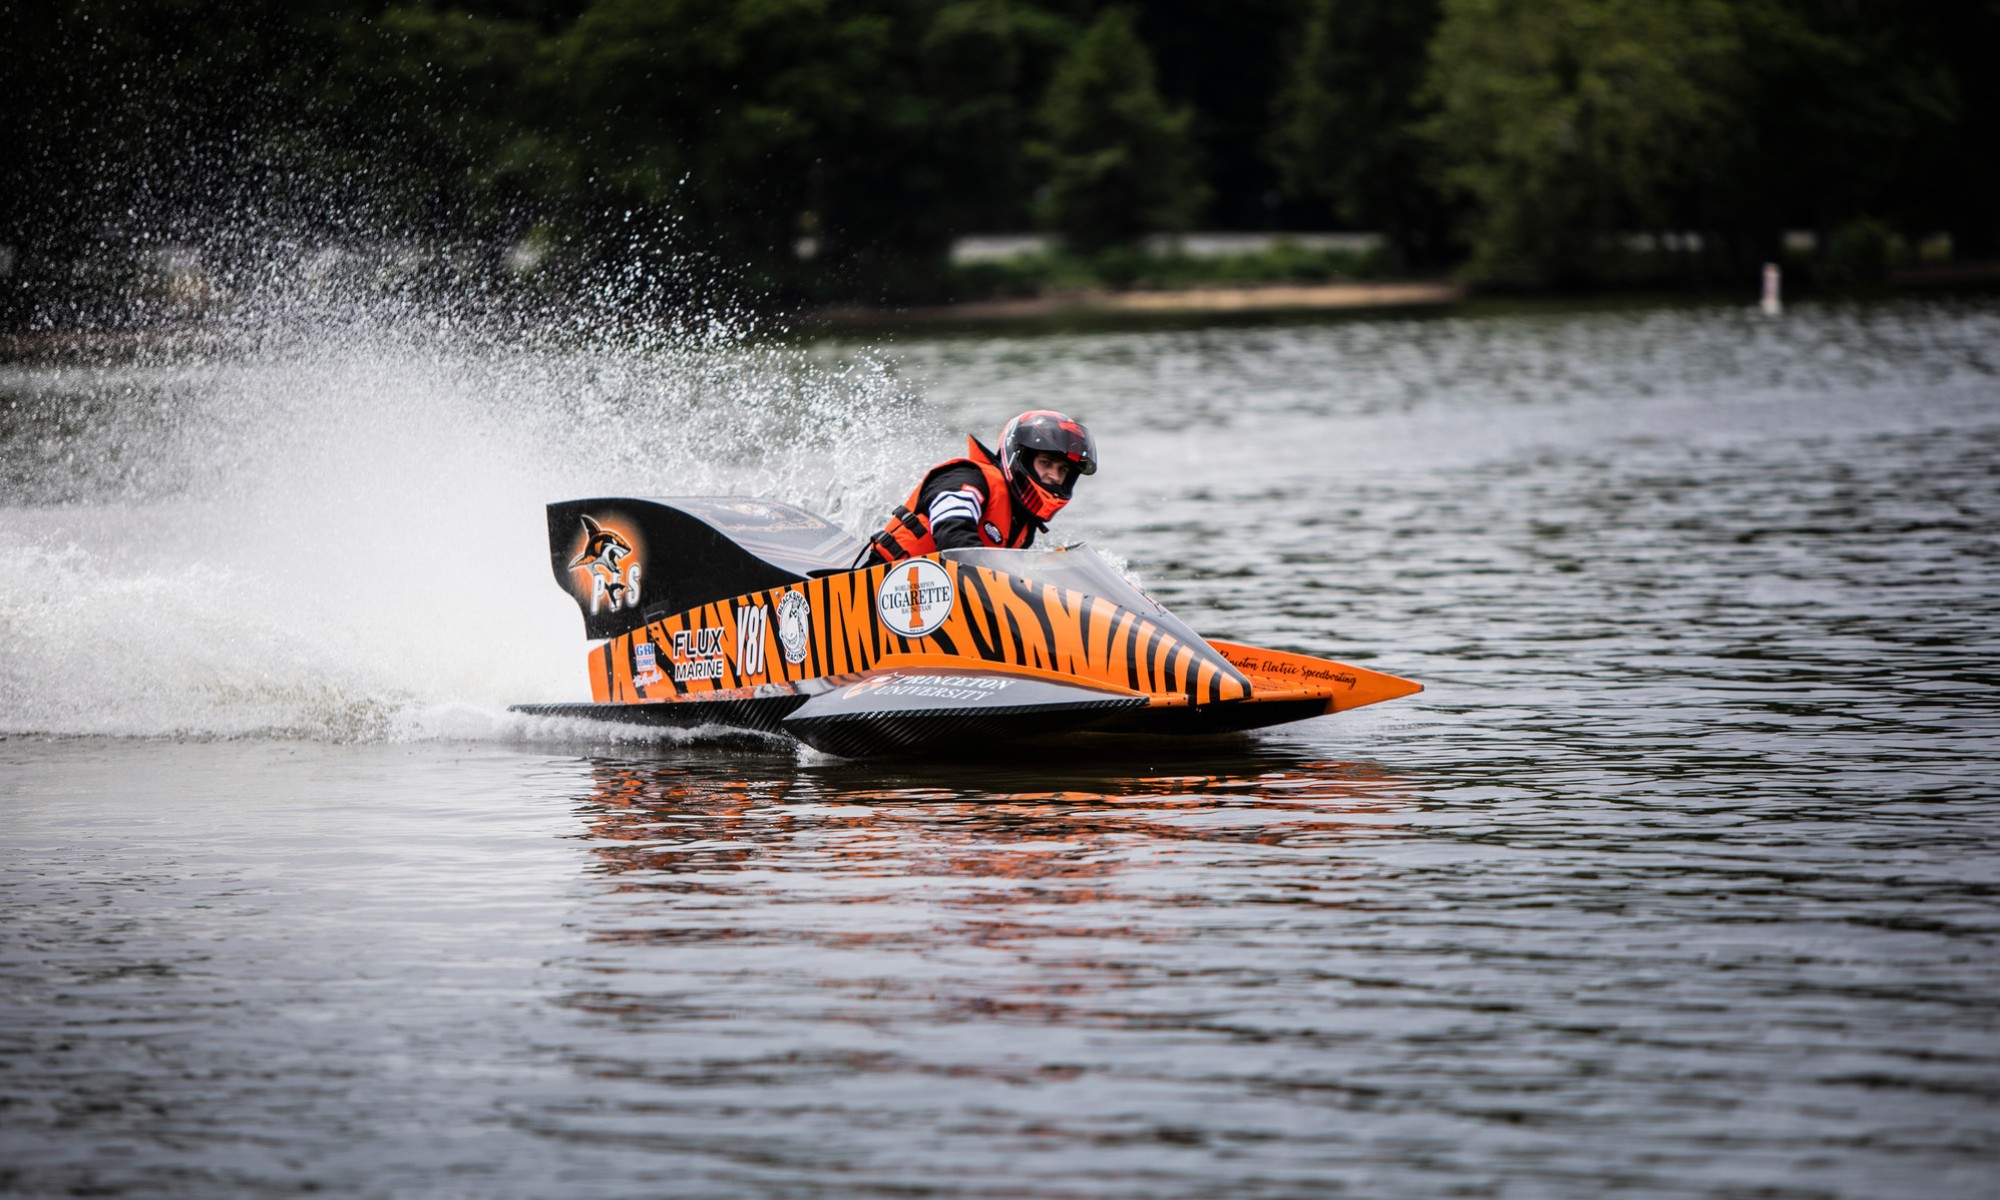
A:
1013 415 1097 477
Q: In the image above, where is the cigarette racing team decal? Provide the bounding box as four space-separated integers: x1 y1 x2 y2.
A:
876 559 955 639
776 591 811 665
569 515 642 615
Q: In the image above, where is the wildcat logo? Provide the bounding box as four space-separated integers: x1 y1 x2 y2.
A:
569 515 642 615
776 591 811 665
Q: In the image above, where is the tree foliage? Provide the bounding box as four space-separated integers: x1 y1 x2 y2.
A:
1422 0 1746 284
1418 0 1995 285
1033 8 1205 254
2 0 1996 322
1269 0 1448 266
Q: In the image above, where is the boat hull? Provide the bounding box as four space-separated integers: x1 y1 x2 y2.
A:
515 498 1421 757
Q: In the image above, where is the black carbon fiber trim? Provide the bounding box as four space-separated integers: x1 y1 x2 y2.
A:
782 696 1147 758
1088 697 1330 737
509 696 807 733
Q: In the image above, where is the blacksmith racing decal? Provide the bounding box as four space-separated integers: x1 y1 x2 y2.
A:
776 591 811 665
876 559 955 639
736 603 769 676
669 627 727 682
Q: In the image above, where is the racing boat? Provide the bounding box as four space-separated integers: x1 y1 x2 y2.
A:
512 497 1421 757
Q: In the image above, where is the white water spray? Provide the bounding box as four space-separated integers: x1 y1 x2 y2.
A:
0 273 933 741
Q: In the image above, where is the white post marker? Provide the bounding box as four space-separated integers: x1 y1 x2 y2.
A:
1760 262 1782 316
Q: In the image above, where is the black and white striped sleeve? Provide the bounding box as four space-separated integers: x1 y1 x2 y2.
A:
920 465 990 550
928 485 982 528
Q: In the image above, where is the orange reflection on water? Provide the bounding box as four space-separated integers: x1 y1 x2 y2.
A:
558 747 1415 1035
571 747 1413 894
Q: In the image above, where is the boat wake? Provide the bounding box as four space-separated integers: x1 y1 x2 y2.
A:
0 298 928 742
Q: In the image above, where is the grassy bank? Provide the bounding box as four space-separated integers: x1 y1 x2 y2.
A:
944 241 1394 299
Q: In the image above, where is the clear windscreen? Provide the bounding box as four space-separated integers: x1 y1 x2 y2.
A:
941 544 1217 653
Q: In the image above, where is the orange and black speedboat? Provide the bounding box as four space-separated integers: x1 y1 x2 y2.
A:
512 497 1421 756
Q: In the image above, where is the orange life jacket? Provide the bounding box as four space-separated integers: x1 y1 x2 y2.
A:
869 437 1036 564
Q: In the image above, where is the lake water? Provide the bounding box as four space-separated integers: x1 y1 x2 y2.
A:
4 295 1998 1197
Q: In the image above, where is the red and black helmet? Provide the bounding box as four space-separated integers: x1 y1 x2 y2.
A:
1001 410 1097 522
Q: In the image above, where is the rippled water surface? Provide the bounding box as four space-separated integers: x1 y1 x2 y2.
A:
4 296 1998 1197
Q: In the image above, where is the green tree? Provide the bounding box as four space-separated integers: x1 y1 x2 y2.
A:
808 0 1045 298
1715 0 1981 271
1131 0 1308 229
284 7 546 239
1268 0 1448 266
1421 0 1745 284
540 0 850 286
2 0 340 320
541 0 1053 302
1033 7 1205 255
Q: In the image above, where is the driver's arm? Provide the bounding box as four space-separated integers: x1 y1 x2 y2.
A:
927 484 985 550
919 465 990 550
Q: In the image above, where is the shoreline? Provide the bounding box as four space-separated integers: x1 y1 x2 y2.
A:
0 282 1463 356
12 272 2000 355
812 280 1464 326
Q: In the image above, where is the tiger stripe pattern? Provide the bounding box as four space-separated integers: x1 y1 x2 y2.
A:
587 558 1253 708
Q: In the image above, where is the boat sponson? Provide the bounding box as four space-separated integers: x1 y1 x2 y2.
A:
779 670 1147 757
510 694 806 733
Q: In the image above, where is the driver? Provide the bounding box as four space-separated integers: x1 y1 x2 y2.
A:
866 410 1098 565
